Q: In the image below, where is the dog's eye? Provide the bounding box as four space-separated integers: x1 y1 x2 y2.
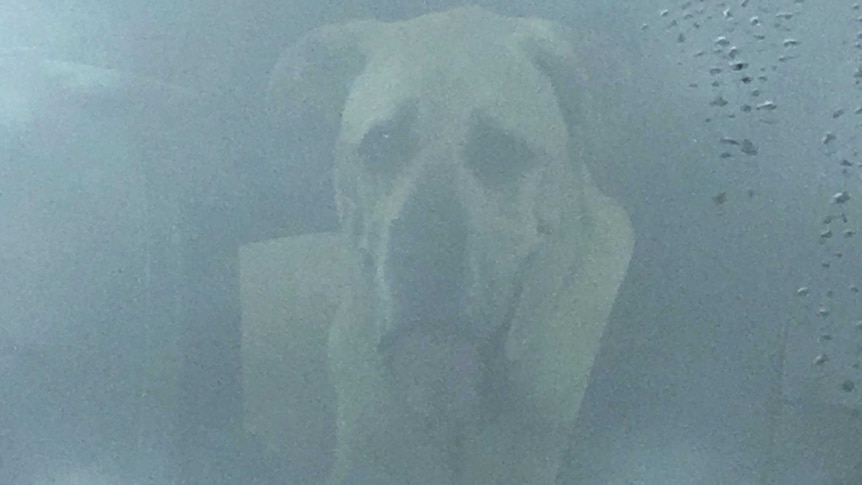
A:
465 117 535 188
358 103 418 176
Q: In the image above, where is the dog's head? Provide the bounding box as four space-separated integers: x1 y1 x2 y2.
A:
267 7 632 398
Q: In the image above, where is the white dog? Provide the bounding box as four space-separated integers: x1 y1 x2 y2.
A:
267 7 633 484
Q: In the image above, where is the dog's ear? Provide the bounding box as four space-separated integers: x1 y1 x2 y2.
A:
515 18 634 206
266 21 376 131
514 18 592 139
264 21 378 235
503 18 635 426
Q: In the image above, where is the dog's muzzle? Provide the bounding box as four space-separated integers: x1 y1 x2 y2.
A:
385 178 468 336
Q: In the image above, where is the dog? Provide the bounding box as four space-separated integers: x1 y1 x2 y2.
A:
266 7 633 484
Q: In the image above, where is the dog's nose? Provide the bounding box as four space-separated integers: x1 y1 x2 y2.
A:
386 178 468 330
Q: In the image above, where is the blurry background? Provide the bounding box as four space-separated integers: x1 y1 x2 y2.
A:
1 0 860 483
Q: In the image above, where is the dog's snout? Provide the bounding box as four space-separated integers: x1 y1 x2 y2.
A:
386 181 467 329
